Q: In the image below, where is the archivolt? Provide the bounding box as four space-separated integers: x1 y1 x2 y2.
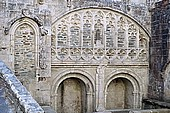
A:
51 69 95 94
105 69 143 93
104 69 143 108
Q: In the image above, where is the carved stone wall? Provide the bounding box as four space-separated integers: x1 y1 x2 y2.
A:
52 8 149 64
0 0 159 112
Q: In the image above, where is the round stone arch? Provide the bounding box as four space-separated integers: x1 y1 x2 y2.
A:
51 69 95 112
104 69 143 109
52 7 150 37
9 17 40 73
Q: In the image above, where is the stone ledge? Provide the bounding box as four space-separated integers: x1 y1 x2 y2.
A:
143 98 170 108
0 60 44 113
132 109 170 113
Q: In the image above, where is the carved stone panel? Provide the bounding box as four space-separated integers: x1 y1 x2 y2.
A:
52 8 149 63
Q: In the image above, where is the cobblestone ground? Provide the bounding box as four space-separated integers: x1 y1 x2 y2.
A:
0 79 13 113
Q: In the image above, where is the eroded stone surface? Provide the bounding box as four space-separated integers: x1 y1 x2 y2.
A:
0 0 170 113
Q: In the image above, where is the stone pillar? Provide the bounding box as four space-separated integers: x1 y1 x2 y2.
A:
133 90 141 109
35 8 52 105
96 64 106 112
38 8 51 78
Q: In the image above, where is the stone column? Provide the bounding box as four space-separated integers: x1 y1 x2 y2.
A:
87 92 93 113
96 64 106 112
133 91 139 109
51 93 58 111
139 92 143 109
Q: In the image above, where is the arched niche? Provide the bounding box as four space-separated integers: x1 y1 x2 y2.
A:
9 17 40 87
51 69 95 113
105 70 143 109
57 77 86 113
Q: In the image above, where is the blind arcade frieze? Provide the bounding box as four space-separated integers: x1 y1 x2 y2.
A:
52 8 149 63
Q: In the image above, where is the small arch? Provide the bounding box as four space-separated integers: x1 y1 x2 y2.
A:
105 69 143 109
6 10 43 31
51 69 95 112
106 78 133 109
57 77 87 113
9 17 40 36
52 69 95 92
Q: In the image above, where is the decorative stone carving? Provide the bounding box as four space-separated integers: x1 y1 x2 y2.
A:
94 48 104 60
67 0 71 7
39 26 48 70
117 49 127 60
70 26 80 47
70 48 81 60
40 9 51 26
38 9 51 72
53 8 149 63
39 48 47 69
83 20 92 47
94 19 104 47
128 49 137 60
4 27 9 35
96 64 107 111
128 24 137 48
22 8 31 17
57 48 69 60
106 21 115 48
5 8 43 36
106 49 116 60
40 27 48 36
82 48 93 61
